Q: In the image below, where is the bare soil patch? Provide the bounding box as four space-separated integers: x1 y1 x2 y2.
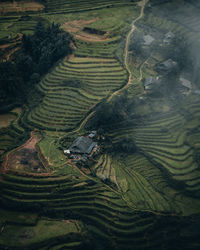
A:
63 19 98 33
11 107 22 114
0 1 44 14
74 32 110 42
2 132 48 174
0 44 13 50
163 105 170 112
62 18 110 42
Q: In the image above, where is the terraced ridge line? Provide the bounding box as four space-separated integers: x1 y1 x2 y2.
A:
110 98 200 199
44 0 148 135
13 1 146 134
22 0 147 134
1 170 192 249
24 56 127 132
45 0 135 14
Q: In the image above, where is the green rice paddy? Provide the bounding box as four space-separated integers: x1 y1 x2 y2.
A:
0 0 200 249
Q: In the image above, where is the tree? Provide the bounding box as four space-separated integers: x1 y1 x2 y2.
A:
16 54 34 80
113 136 137 153
0 62 24 104
34 21 46 40
1 21 73 110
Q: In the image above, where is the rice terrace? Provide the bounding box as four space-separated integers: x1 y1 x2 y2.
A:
0 0 200 249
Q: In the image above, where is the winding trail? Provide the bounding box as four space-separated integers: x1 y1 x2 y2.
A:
107 0 148 102
48 0 148 162
67 0 148 134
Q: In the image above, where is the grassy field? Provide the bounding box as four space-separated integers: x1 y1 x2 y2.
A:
0 0 200 249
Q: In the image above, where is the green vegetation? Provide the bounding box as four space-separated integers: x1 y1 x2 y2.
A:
0 21 72 111
0 217 82 249
1 0 200 249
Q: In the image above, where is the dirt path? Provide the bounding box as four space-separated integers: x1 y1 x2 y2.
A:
55 0 148 136
69 111 95 135
47 0 148 153
138 55 151 81
73 0 148 133
107 0 148 102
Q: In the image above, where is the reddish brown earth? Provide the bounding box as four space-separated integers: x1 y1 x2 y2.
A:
62 18 110 42
1 132 50 175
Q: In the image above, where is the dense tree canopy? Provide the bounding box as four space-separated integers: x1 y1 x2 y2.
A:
86 93 127 130
86 91 139 131
0 21 72 110
22 21 72 74
111 135 137 154
85 91 141 154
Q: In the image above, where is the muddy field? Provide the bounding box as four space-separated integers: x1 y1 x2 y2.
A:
62 18 110 42
2 132 47 173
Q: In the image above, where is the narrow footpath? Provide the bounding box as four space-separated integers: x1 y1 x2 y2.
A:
74 0 148 133
107 0 148 102
56 0 148 136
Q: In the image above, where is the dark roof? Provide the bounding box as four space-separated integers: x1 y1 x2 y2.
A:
69 136 97 154
144 76 156 86
156 59 177 71
89 133 95 138
144 76 160 90
163 32 175 44
179 77 192 89
165 32 174 38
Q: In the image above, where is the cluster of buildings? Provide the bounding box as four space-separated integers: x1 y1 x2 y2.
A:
64 131 100 163
142 31 175 48
142 32 194 95
143 63 192 95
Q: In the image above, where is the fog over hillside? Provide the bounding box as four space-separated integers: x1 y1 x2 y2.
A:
149 0 200 86
0 0 200 249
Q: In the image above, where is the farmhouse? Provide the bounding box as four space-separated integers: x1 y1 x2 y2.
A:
163 32 175 45
156 59 177 72
69 136 97 155
143 35 154 46
179 76 192 95
179 76 192 90
88 130 97 139
143 76 160 90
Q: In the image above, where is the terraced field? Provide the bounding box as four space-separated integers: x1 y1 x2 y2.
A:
1 0 200 249
109 96 200 199
1 169 199 250
45 0 135 14
24 55 127 131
